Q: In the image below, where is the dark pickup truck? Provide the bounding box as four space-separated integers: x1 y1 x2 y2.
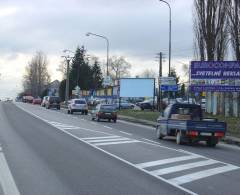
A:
156 103 226 147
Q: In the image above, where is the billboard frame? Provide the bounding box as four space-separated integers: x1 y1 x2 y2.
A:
119 78 155 110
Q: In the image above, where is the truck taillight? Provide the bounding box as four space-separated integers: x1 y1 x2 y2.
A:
188 131 198 136
214 132 225 137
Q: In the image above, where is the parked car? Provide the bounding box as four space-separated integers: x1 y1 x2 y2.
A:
113 100 135 109
136 100 155 110
183 98 197 104
41 96 49 107
23 96 34 103
32 98 42 105
45 96 61 110
68 98 88 115
91 104 117 122
156 103 226 147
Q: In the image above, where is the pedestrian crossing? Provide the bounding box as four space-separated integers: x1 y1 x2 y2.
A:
135 154 239 186
82 135 141 146
46 120 240 189
49 121 80 130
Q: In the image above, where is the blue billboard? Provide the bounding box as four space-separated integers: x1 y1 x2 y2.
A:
190 61 240 92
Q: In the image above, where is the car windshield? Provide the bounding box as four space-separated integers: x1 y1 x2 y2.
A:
75 100 86 104
100 105 116 111
50 97 60 101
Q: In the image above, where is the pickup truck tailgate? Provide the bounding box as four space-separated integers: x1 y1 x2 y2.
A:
186 120 226 133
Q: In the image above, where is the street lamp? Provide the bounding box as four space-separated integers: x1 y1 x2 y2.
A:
86 32 109 76
158 0 172 76
62 50 74 104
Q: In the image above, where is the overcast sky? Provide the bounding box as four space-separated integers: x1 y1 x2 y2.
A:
0 0 194 98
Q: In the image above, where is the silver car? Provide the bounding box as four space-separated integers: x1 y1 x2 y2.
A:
68 99 88 115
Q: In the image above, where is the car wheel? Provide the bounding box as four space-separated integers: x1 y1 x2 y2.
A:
68 110 70 114
176 131 183 145
85 111 88 115
206 138 218 147
113 119 117 123
70 110 73 114
156 126 164 139
91 117 95 121
97 117 100 122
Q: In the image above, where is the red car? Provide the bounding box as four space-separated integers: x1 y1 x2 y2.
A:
32 98 42 105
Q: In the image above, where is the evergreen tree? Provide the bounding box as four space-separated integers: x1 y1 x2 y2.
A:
69 46 92 92
91 58 103 90
59 79 66 101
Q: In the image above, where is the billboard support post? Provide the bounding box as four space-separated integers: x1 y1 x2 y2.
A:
153 78 156 111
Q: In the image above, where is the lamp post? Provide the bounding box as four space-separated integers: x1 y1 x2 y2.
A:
86 32 109 76
62 50 74 105
159 0 172 76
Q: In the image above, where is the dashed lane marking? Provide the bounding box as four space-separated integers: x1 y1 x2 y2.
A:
103 125 113 130
119 131 132 136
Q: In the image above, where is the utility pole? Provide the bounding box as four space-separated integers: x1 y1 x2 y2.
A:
156 52 163 111
62 50 74 105
65 59 70 104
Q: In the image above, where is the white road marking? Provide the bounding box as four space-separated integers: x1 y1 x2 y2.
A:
0 147 20 195
136 155 200 169
15 103 197 195
141 138 161 145
103 125 113 130
82 136 120 140
60 127 80 130
169 164 239 185
151 159 218 176
88 138 130 143
52 124 77 128
94 140 141 146
119 131 132 136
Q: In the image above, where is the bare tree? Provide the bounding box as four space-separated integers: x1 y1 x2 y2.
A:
228 0 240 60
23 52 50 97
193 0 229 61
139 69 157 78
193 0 230 116
109 56 131 80
57 60 67 79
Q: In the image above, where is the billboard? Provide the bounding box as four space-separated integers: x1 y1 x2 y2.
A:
190 61 240 92
120 78 155 98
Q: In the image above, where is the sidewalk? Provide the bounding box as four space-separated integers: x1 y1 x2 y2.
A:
118 115 240 147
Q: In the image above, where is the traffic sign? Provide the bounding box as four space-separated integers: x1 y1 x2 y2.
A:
159 77 176 85
103 76 112 86
160 85 178 92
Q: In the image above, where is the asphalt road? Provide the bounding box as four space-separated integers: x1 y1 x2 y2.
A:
0 102 240 195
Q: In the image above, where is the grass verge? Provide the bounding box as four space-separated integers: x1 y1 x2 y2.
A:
118 110 160 122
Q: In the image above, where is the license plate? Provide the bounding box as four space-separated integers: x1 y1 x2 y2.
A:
105 113 111 115
201 132 212 136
